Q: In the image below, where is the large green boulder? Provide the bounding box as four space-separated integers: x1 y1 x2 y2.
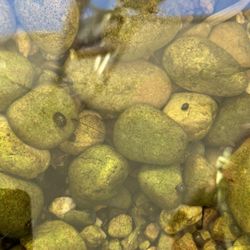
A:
113 104 188 165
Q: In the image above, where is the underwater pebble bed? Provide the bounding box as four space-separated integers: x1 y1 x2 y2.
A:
0 0 250 249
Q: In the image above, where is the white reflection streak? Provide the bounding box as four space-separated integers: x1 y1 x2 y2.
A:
94 55 102 71
97 53 111 75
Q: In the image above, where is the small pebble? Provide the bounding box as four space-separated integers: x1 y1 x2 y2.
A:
159 205 202 235
49 196 76 218
144 223 160 242
173 232 198 250
80 225 107 248
210 212 240 242
108 214 133 239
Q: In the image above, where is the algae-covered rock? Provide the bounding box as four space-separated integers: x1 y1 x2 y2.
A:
209 21 250 68
113 104 188 165
80 225 106 248
14 0 79 56
0 50 35 111
108 214 133 238
7 83 78 149
206 95 250 146
103 186 132 210
183 154 216 206
210 212 240 242
121 0 160 10
64 52 172 114
23 220 87 250
138 165 183 209
0 172 44 238
62 209 96 228
102 239 122 250
0 0 16 43
223 138 250 233
173 232 198 250
0 116 50 179
163 92 218 141
163 36 248 97
203 240 217 250
157 233 175 250
144 223 160 242
69 144 129 206
159 205 202 235
60 110 106 155
104 6 182 61
232 235 250 249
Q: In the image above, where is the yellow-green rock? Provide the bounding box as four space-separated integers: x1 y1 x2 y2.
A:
159 205 202 235
163 92 218 141
68 145 129 206
138 165 183 209
0 172 44 238
108 214 133 239
121 0 161 10
183 154 216 206
64 52 172 115
206 95 250 146
0 50 35 111
104 7 182 61
210 212 239 242
223 138 250 233
23 220 87 250
14 0 79 56
163 36 248 97
60 110 106 155
0 115 50 179
232 235 250 249
209 21 250 68
80 225 106 248
113 104 188 165
7 84 78 149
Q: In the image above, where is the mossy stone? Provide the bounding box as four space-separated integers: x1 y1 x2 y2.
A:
183 154 216 207
121 0 161 10
69 145 129 206
60 110 106 155
0 115 50 179
163 36 248 97
0 172 44 238
210 212 239 242
113 104 188 165
209 21 250 68
223 138 250 233
80 225 106 248
108 214 133 238
159 205 202 235
138 165 183 209
7 84 78 149
14 0 79 56
62 209 96 228
102 186 132 210
163 92 218 141
23 220 87 250
233 235 250 249
102 239 122 250
104 5 182 61
206 95 250 146
64 52 172 115
0 50 35 111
